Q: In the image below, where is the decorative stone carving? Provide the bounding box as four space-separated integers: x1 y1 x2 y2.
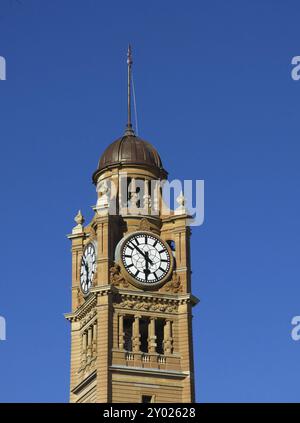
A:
110 264 129 288
88 224 97 241
75 210 85 225
116 295 178 313
92 269 98 285
72 210 85 234
139 217 152 231
81 310 97 329
76 287 84 309
163 272 183 293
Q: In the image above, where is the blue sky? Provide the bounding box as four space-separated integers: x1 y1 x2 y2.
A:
0 0 300 402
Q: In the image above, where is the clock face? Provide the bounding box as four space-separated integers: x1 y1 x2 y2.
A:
121 233 172 285
80 243 96 295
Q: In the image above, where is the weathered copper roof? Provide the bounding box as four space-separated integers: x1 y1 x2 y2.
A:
92 134 166 182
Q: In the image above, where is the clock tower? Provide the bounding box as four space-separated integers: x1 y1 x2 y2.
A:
65 46 199 403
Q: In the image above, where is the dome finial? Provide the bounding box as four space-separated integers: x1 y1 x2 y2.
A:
124 44 135 136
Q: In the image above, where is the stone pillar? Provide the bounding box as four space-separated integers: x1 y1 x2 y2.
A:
118 314 124 350
178 301 195 402
118 173 129 215
143 179 151 214
69 238 85 311
163 319 173 354
92 321 97 357
82 331 87 366
96 215 111 285
151 179 160 216
132 315 141 353
87 326 92 359
148 317 156 353
96 291 113 403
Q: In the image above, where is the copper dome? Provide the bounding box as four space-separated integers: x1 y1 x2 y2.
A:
92 134 166 182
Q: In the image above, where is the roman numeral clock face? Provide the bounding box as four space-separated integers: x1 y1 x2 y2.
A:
121 233 173 287
80 243 96 295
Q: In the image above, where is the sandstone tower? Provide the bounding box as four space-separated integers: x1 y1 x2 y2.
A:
65 46 199 403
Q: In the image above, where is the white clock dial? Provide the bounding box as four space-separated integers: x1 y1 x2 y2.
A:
80 243 96 295
121 233 171 285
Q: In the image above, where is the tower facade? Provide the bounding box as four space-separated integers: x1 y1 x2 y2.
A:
65 48 199 403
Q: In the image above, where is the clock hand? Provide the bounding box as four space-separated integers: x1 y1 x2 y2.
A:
130 242 153 265
144 252 153 266
84 261 89 279
145 251 150 281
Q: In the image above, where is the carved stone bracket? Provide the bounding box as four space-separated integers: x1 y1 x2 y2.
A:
110 264 129 288
139 218 152 232
162 272 183 294
88 224 97 242
76 287 84 309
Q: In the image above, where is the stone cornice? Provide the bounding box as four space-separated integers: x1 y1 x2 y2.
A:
161 213 190 224
65 286 200 322
109 365 189 379
65 293 97 322
67 232 86 240
90 284 114 297
65 285 114 322
71 370 97 395
115 289 199 304
113 290 199 314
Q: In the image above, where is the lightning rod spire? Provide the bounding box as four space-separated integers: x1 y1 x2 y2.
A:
125 44 134 136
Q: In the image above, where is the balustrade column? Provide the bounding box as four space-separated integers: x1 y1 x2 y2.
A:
152 180 160 216
148 317 157 353
132 315 141 353
163 319 173 354
143 179 151 214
